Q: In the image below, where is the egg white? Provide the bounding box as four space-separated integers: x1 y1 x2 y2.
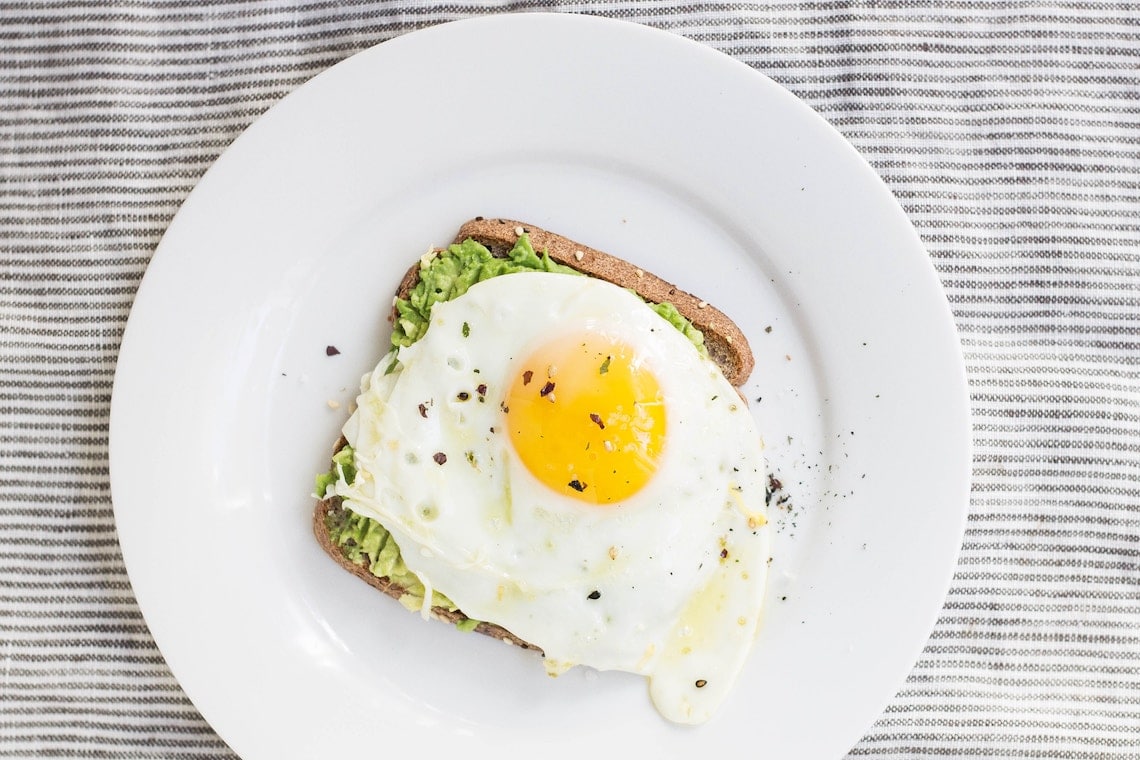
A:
337 271 769 724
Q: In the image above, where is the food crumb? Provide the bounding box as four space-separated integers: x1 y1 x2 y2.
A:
326 399 341 410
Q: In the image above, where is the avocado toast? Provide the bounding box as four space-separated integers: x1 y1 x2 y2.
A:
313 218 757 652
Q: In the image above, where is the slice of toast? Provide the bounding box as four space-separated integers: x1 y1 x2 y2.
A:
314 218 756 650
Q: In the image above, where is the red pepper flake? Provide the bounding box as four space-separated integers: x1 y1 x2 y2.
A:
418 403 428 418
568 479 587 492
589 413 605 429
433 452 447 465
476 383 487 397
720 548 729 559
540 381 555 397
522 370 533 385
325 345 340 356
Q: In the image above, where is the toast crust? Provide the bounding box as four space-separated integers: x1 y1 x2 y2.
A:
316 217 757 650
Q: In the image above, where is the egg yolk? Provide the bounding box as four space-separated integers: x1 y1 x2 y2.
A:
505 333 666 505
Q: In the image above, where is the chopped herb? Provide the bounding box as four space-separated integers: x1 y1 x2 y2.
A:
599 356 611 374
461 321 470 337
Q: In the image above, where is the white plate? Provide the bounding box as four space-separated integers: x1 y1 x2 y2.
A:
110 13 970 760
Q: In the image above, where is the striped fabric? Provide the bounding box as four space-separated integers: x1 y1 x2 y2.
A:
2 1 1137 757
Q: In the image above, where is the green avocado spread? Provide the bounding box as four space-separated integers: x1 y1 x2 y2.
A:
317 233 707 625
392 235 706 355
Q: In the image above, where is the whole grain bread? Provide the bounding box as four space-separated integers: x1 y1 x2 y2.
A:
314 218 757 651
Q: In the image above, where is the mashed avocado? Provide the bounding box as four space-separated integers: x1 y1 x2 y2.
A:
392 235 706 355
319 233 707 623
317 444 460 614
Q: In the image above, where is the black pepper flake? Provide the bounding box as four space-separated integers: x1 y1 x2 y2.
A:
568 479 587 492
522 369 533 385
456 391 470 401
589 413 605 429
433 452 447 465
325 345 340 356
540 381 555 397
587 590 601 600
418 403 428 418
695 679 707 688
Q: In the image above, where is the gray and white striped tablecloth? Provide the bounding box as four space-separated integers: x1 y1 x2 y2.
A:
2 1 1137 757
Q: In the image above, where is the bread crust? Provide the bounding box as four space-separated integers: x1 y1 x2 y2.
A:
315 217 756 651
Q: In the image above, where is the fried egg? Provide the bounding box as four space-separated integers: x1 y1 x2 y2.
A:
337 271 769 724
